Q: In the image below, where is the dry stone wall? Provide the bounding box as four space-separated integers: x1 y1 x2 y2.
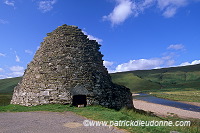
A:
11 24 134 110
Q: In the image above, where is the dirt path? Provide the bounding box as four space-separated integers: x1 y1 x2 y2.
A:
133 99 200 119
0 111 127 133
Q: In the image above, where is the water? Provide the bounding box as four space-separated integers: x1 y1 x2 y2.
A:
133 93 200 112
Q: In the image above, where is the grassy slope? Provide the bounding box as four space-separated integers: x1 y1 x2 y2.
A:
111 64 200 91
151 90 200 102
130 64 200 89
0 77 21 94
0 104 199 133
111 64 200 102
0 77 22 106
1 65 200 94
111 73 161 92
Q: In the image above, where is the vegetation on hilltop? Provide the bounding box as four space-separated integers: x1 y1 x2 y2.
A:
111 64 200 102
111 73 161 92
0 77 22 106
111 64 200 92
0 77 21 94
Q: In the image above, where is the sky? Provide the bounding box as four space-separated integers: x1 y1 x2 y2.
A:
0 0 200 79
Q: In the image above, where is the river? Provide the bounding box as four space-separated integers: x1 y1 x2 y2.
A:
133 93 200 112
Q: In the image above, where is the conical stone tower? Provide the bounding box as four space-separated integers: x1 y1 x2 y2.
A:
11 24 133 110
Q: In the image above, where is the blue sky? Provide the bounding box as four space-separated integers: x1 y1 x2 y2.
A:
0 0 200 79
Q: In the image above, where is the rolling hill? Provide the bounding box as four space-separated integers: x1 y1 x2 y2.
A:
111 64 200 92
0 64 200 105
0 77 22 106
1 64 200 94
0 77 22 94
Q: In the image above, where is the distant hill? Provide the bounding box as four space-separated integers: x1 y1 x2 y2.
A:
0 64 200 94
0 77 22 94
111 64 200 92
0 77 22 106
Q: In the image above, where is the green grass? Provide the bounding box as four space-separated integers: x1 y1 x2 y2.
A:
0 77 21 93
110 64 200 92
0 77 21 106
0 104 199 133
0 94 12 106
150 90 200 102
111 73 161 92
130 65 200 90
110 64 200 102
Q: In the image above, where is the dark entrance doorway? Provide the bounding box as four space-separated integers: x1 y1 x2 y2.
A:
72 95 87 107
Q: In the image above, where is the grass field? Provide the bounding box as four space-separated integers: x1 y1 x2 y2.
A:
0 77 21 106
0 104 199 133
110 64 200 102
0 94 13 106
150 90 200 102
0 77 21 93
111 73 161 92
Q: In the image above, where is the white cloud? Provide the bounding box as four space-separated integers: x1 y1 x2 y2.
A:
37 46 40 50
103 61 114 67
115 58 164 72
9 66 24 77
105 52 177 73
82 31 103 43
10 66 24 72
157 0 187 18
103 43 186 73
38 0 57 13
162 7 177 18
0 75 6 79
103 0 194 25
138 0 156 12
15 55 20 62
25 50 33 55
191 60 200 65
166 59 175 66
0 53 6 56
8 71 24 77
167 44 185 50
0 68 4 72
157 0 187 10
0 19 9 24
14 51 20 62
103 0 135 25
0 66 24 79
4 0 15 7
103 61 116 73
180 60 200 66
87 34 103 43
180 62 190 66
0 74 11 79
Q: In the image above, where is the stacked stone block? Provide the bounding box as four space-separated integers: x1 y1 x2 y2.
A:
11 24 133 110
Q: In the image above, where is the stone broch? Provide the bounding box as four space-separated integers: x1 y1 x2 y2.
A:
11 24 134 110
